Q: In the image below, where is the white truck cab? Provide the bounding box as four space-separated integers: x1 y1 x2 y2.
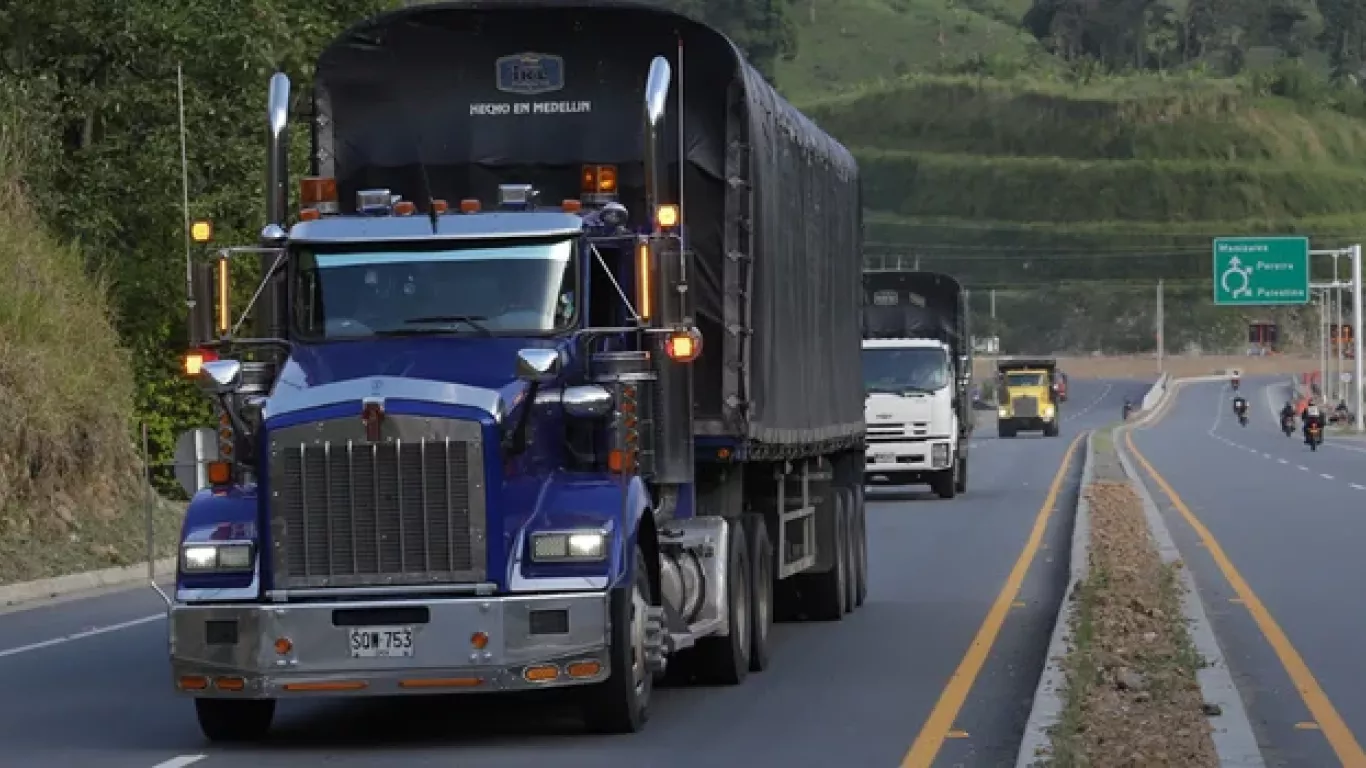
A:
863 337 963 498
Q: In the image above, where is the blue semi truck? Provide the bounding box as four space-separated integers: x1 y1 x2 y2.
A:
167 0 867 741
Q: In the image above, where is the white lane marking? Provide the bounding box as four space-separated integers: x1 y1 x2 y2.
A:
0 614 163 659
1278 458 1288 464
1263 453 1272 458
1322 473 1335 480
152 757 206 768
1062 382 1113 423
1352 483 1365 490
1298 465 1309 471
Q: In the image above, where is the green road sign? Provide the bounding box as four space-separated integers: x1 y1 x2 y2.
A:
1212 237 1309 305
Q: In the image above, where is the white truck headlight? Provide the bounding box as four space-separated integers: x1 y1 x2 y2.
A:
530 530 608 562
181 542 254 573
931 443 950 468
1043 405 1055 418
998 407 1009 417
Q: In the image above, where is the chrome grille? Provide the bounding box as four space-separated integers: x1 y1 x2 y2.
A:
268 414 487 590
1012 396 1039 417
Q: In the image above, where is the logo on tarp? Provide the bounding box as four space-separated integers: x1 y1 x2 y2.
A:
496 53 565 95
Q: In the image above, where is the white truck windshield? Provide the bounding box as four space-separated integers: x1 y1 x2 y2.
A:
293 238 577 338
863 347 950 394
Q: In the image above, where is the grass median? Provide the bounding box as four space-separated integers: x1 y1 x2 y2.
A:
1044 431 1217 767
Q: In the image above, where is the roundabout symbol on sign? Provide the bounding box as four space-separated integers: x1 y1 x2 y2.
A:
1221 256 1253 299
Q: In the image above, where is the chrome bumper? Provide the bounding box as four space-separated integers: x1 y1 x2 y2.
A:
865 439 953 473
170 592 609 699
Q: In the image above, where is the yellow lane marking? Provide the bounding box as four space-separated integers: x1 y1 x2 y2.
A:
901 433 1083 768
1125 430 1366 765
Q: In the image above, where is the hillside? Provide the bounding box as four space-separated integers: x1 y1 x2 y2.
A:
772 0 1366 353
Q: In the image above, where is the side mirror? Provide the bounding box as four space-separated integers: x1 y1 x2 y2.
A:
516 348 561 383
199 359 243 395
562 385 613 418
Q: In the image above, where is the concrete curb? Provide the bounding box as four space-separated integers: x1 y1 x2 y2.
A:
1141 372 1172 412
0 558 175 608
1013 429 1095 768
1116 380 1266 767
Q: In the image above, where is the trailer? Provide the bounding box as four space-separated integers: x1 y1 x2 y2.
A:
166 0 867 742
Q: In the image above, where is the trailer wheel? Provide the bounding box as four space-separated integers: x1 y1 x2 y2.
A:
194 698 274 743
799 495 848 621
742 512 774 672
584 545 653 733
853 484 868 607
689 521 751 685
955 454 969 494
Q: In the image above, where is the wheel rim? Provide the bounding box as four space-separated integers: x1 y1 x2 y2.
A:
629 580 648 697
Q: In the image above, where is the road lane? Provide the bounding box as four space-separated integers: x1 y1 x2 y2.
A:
0 378 1148 767
1130 377 1366 767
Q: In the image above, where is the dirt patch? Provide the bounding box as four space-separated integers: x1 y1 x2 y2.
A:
1047 479 1218 767
0 495 184 587
974 354 1315 381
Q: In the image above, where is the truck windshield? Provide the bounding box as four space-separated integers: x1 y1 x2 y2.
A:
292 238 577 338
1005 373 1046 387
863 347 950 394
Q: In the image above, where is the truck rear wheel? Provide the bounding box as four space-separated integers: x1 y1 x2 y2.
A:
798 496 848 621
839 490 857 612
688 521 751 685
584 545 653 733
194 698 274 743
742 513 774 672
853 484 868 607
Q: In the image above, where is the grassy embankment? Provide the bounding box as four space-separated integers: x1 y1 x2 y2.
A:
0 95 182 588
779 0 1366 352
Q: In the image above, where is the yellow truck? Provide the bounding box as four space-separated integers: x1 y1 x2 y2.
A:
995 357 1060 438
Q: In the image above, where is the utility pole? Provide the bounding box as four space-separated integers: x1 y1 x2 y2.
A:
1320 287 1328 399
1335 253 1345 403
1156 279 1164 374
1354 244 1364 430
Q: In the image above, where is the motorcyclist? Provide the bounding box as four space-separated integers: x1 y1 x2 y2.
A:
1280 400 1297 430
1302 398 1325 443
1231 375 1240 391
1122 397 1134 419
1232 394 1248 418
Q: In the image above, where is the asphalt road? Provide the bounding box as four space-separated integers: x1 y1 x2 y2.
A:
1129 376 1366 768
0 379 1147 768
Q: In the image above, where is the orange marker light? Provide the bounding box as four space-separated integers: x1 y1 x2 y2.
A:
460 199 481 213
665 328 702 362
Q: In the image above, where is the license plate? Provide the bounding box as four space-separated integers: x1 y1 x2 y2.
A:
348 626 415 658
874 453 894 464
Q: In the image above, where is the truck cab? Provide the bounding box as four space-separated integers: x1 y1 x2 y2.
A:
995 357 1061 438
863 338 961 497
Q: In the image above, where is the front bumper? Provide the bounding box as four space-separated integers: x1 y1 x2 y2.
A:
170 592 609 699
865 439 953 479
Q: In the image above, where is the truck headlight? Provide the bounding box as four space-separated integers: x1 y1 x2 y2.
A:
530 530 608 562
1043 405 1055 418
181 542 254 573
931 443 950 468
998 407 1009 417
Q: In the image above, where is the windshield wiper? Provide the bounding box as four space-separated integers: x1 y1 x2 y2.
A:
398 315 492 335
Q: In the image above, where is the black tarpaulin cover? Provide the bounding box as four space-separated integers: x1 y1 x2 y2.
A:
310 0 864 449
863 271 969 362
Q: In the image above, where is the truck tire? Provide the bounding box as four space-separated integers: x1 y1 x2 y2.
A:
799 496 848 621
688 521 752 685
194 698 274 743
954 455 969 494
1044 421 1060 437
931 466 956 499
584 545 654 733
838 490 857 613
998 423 1015 438
742 513 774 672
853 484 868 607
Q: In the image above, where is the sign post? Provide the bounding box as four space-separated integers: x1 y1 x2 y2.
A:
1212 237 1310 306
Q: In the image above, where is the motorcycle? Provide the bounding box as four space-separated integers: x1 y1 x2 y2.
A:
1307 422 1323 451
1122 402 1133 421
1238 412 1248 427
1282 414 1295 437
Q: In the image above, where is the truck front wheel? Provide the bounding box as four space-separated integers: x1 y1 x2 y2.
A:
998 422 1016 438
955 455 969 494
931 465 956 499
194 698 274 743
584 545 653 733
1044 421 1060 437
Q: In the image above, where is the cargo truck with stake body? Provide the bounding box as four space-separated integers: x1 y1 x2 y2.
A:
861 270 971 498
163 0 867 742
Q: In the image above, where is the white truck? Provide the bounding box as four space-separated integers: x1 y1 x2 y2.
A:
861 271 972 498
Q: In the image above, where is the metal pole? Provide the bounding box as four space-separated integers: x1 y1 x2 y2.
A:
1354 244 1364 430
1156 279 1164 374
1335 256 1344 402
1320 287 1327 400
